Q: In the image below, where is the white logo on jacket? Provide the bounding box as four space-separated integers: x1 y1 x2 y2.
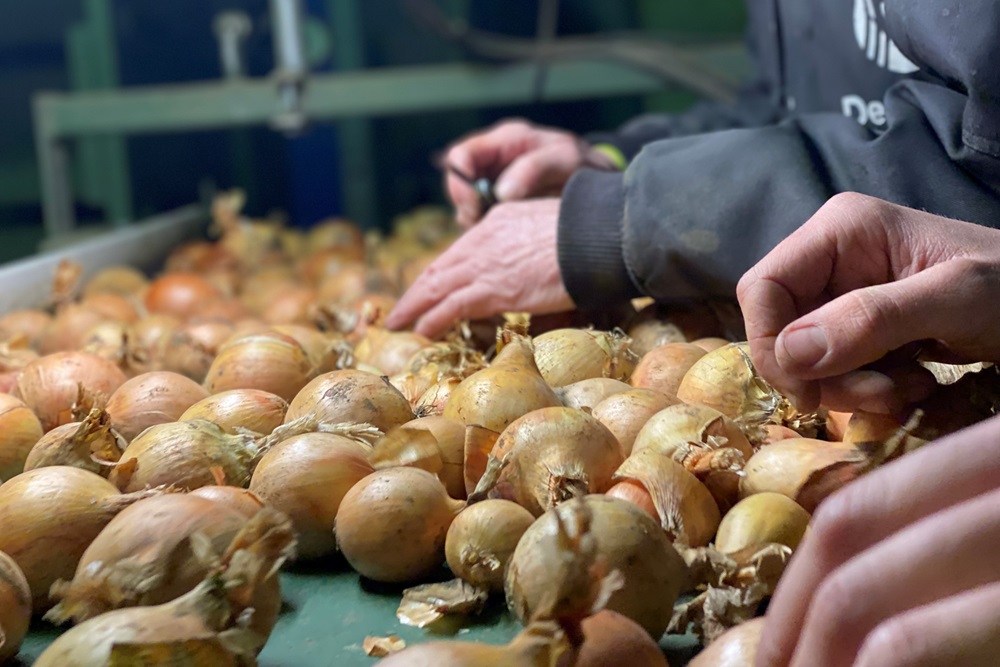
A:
853 0 919 73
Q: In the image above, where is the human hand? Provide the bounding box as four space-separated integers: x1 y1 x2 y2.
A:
385 198 574 338
737 192 1000 413
755 413 1000 667
444 119 618 228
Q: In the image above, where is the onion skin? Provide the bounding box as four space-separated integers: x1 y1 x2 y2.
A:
741 438 864 512
714 493 810 554
605 480 658 520
17 351 128 433
285 369 414 433
82 266 149 298
399 416 467 499
144 273 224 319
631 342 706 397
23 410 123 475
250 433 374 559
692 337 731 353
445 499 534 592
676 343 784 426
632 403 753 461
189 485 265 518
689 616 765 667
507 495 686 639
825 410 852 441
106 371 209 443
354 328 432 376
533 329 634 387
335 467 462 583
592 389 678 457
205 333 318 403
560 610 670 667
0 551 31 663
378 621 567 666
81 292 140 324
556 377 632 411
180 389 288 435
0 466 158 611
0 394 43 481
626 303 725 357
161 321 234 383
0 309 52 346
38 305 108 354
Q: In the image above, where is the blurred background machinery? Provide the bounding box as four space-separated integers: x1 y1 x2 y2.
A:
1 0 748 262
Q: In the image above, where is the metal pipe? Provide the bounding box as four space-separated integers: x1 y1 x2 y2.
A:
213 11 252 79
269 0 308 132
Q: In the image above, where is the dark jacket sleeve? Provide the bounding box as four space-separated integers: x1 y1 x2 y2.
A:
558 0 1000 308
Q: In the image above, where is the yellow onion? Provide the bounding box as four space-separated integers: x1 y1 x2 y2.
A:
285 369 414 433
677 343 788 428
445 499 534 592
630 342 707 397
23 408 123 475
592 388 677 457
391 371 434 406
17 351 127 432
0 309 52 346
714 493 810 554
444 332 561 433
128 314 180 368
414 376 463 417
205 332 318 402
0 394 43 481
403 341 488 384
335 467 463 583
563 610 669 667
689 616 765 667
106 371 210 443
161 321 235 383
507 495 686 638
378 620 568 666
692 337 731 353
298 249 364 286
354 328 432 376
38 304 108 354
0 466 162 610
261 286 317 325
307 217 365 254
82 265 149 298
270 324 341 372
474 407 624 517
80 321 130 368
556 377 632 411
80 292 141 324
180 388 288 435
371 416 467 499
250 432 374 559
626 303 726 357
533 329 637 387
634 404 753 460
34 509 294 667
741 438 865 512
189 485 265 518
612 449 720 546
0 551 30 663
144 273 224 319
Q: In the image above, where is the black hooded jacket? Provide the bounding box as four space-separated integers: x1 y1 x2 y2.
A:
557 0 1000 307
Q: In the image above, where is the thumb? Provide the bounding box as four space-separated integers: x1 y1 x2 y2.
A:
775 259 993 379
494 143 581 202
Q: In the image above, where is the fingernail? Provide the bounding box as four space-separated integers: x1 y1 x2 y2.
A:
779 326 828 369
494 180 519 202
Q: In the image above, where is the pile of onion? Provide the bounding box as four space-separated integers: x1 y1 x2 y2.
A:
533 328 637 387
630 342 707 397
23 408 124 475
105 371 210 443
16 351 127 432
143 273 224 319
180 388 288 435
204 331 318 402
285 369 414 432
591 388 677 456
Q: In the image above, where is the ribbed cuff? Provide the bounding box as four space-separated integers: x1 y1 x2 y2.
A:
557 169 642 309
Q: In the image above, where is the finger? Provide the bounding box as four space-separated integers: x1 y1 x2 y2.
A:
756 414 1000 667
855 581 1000 667
814 364 937 414
788 485 1000 667
445 173 482 228
493 142 580 202
775 259 996 379
413 283 499 339
385 252 475 330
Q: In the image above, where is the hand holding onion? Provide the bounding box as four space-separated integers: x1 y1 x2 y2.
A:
756 414 1000 667
737 193 1000 413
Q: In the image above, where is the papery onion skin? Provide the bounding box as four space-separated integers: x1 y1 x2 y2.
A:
161 321 234 383
741 438 863 512
106 371 210 443
180 389 288 435
561 610 670 667
17 351 128 433
533 329 630 387
399 416 467 499
0 309 52 346
445 499 534 592
0 393 43 481
205 333 318 403
592 388 678 457
335 467 461 583
714 493 810 555
144 273 224 319
507 495 686 638
82 265 149 298
605 480 658 520
630 342 706 397
189 485 265 518
688 616 765 667
250 433 374 559
285 369 414 433
0 551 31 662
38 305 108 354
556 377 631 411
354 328 432 376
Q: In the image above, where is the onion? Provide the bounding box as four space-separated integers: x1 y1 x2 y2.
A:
825 410 852 441
564 610 669 667
354 327 432 376
0 551 30 663
250 432 374 559
741 438 865 512
81 292 141 324
298 249 364 286
144 273 224 319
47 495 248 621
38 304 108 354
82 265 149 298
205 332 318 402
271 324 340 372
128 314 180 369
414 376 463 417
307 217 365 254
285 369 414 432
689 616 765 667
195 297 252 324
242 276 298 316
714 493 811 554
161 321 234 383
335 467 463 583
761 424 802 444
0 309 52 346
445 499 534 592
443 332 561 433
556 377 632 411
189 485 265 518
0 394 43 481
533 329 637 387
34 509 294 667
630 342 707 397
17 351 127 432
316 262 369 304
612 450 721 546
692 337 730 353
23 408 123 475
262 286 317 325
625 303 725 356
592 388 677 456
0 466 161 610
507 495 686 638
378 620 567 666
80 321 130 368
395 416 466 499
633 403 753 460
106 371 209 443
180 388 288 435
605 480 658 519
